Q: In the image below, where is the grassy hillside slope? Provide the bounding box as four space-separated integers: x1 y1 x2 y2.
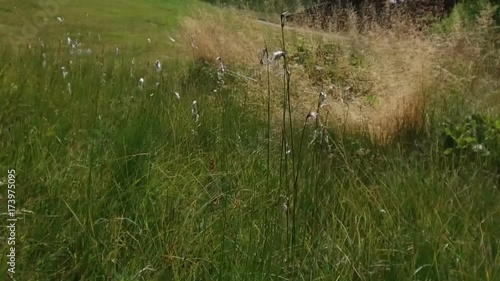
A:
0 0 201 59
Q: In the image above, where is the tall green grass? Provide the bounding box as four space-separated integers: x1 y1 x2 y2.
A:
1 15 499 281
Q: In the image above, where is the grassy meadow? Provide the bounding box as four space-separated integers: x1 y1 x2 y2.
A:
0 0 499 280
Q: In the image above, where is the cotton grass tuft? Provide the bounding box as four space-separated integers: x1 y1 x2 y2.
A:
61 67 68 79
269 51 286 65
155 60 162 72
192 100 199 123
139 78 144 90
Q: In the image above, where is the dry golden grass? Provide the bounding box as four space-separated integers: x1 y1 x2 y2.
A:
178 4 499 142
179 7 327 126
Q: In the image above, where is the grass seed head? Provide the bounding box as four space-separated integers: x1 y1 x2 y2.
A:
319 91 328 108
270 51 286 65
139 78 144 90
216 57 225 84
61 66 68 79
307 111 318 120
192 100 199 123
155 60 162 72
280 12 288 28
259 48 268 65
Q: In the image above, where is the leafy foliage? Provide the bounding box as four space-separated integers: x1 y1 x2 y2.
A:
442 113 500 157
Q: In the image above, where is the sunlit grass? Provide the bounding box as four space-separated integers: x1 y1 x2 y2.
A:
0 0 210 60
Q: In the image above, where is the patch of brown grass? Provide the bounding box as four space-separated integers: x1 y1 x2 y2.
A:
178 3 498 142
179 7 331 125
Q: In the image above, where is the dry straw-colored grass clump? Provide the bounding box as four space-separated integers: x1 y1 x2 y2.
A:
178 3 498 142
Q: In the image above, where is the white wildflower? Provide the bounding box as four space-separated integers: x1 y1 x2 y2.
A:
138 78 144 90
216 57 225 72
192 100 199 123
216 57 225 84
280 12 289 27
101 72 106 85
280 195 289 213
61 66 68 79
472 144 490 155
282 202 288 213
154 60 161 72
147 38 151 43
169 36 176 43
472 144 484 152
343 85 352 102
309 128 322 146
319 91 327 108
42 53 47 68
309 130 321 145
174 92 180 99
67 36 71 45
56 16 64 22
324 130 333 155
217 72 224 84
307 111 318 120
